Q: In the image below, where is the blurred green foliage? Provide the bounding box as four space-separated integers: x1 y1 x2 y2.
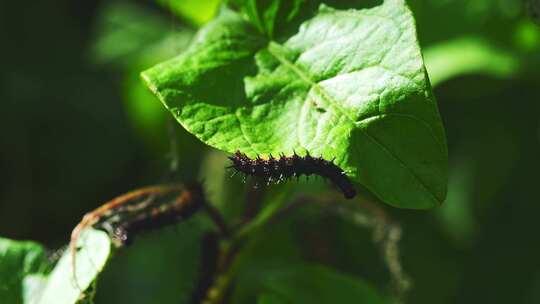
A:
0 238 48 304
1 0 540 303
91 2 195 150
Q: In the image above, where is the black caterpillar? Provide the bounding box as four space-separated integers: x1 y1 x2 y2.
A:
228 151 356 199
110 183 205 246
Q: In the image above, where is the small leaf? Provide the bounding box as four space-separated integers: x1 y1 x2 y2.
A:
230 0 317 38
143 0 448 209
156 0 222 26
36 229 111 304
0 237 48 304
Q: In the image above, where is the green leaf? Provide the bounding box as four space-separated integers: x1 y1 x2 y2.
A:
142 0 448 209
35 229 111 304
0 237 48 304
257 263 388 303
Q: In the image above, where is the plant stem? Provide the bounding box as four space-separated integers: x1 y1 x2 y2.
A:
202 201 231 238
196 185 295 304
234 185 294 240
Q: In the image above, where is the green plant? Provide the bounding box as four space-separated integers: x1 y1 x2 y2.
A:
10 0 521 303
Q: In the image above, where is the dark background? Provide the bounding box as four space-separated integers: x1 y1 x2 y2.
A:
1 0 540 303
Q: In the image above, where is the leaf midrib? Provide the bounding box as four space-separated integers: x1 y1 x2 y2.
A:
266 42 356 123
266 41 442 205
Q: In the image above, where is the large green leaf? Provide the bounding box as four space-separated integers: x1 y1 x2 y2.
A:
142 0 447 209
0 237 48 304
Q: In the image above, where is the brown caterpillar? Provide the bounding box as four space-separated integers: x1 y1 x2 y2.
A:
70 183 204 287
109 182 205 246
228 151 356 199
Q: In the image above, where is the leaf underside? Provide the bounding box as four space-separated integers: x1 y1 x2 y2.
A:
142 0 448 209
36 229 111 304
0 229 111 304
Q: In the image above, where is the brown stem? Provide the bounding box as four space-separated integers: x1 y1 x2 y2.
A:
195 240 242 304
203 202 231 238
190 233 220 304
241 178 266 224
